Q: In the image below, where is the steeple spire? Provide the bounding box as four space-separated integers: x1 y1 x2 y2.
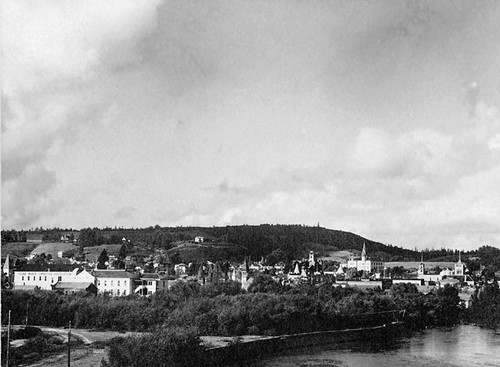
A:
361 242 366 262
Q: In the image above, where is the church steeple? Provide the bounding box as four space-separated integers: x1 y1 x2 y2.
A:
418 252 425 277
361 242 366 262
455 251 464 276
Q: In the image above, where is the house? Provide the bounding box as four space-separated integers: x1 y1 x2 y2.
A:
174 263 187 276
14 267 94 290
84 244 125 268
134 273 170 295
93 270 138 296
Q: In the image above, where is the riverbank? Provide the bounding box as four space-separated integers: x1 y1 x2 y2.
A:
253 324 500 367
204 322 404 366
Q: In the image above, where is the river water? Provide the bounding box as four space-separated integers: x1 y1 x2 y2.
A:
253 325 500 367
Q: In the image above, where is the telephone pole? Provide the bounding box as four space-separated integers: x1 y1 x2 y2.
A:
67 321 71 367
6 310 11 367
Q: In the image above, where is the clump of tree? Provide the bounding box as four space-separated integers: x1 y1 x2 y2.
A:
103 327 203 367
2 280 463 336
470 281 500 329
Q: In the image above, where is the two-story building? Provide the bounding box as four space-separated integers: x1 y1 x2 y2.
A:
14 267 94 291
134 273 170 295
93 270 138 296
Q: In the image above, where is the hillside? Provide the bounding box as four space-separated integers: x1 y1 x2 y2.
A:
3 225 500 270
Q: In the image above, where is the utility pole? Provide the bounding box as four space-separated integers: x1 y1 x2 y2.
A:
67 321 71 367
6 310 11 367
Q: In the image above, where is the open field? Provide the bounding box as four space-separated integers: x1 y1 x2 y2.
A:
321 250 357 262
385 261 456 269
31 242 80 258
1 242 39 258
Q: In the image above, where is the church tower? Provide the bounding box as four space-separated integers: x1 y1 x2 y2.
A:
418 252 425 277
455 251 464 277
361 242 366 262
308 251 315 267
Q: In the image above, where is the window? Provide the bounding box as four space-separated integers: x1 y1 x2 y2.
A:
104 280 107 286
123 290 126 295
22 276 25 281
148 281 152 286
39 276 42 281
44 276 47 281
58 276 62 281
117 280 120 286
124 281 127 286
98 280 100 286
117 290 120 296
28 276 30 281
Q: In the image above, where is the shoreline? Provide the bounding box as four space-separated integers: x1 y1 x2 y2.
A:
204 322 405 366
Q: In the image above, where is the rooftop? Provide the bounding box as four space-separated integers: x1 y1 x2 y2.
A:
93 270 138 279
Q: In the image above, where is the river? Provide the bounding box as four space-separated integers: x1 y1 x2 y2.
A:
252 325 500 367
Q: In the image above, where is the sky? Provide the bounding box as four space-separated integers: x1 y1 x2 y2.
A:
2 0 500 251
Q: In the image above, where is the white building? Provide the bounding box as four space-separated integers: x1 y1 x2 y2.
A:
134 273 170 295
346 243 384 273
417 252 473 286
93 270 138 296
14 268 94 290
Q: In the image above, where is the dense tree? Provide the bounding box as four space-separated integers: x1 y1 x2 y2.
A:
97 249 109 269
471 282 500 329
104 327 203 367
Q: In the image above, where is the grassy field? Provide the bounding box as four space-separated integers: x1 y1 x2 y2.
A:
31 242 79 258
321 250 357 262
1 242 39 258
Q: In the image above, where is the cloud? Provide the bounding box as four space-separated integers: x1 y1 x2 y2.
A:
1 0 162 228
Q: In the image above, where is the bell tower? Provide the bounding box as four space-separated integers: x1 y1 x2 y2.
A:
455 251 464 276
418 252 425 277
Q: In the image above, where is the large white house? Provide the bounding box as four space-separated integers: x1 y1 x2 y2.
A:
93 270 138 296
14 268 94 290
346 243 384 273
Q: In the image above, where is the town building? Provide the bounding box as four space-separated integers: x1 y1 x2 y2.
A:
14 268 94 291
417 252 473 286
134 273 170 295
93 270 138 296
346 243 384 273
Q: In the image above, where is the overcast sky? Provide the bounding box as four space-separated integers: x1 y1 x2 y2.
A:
2 0 500 250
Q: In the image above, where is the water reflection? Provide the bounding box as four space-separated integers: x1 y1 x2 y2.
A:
253 325 500 367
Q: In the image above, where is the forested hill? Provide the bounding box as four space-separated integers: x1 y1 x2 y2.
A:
3 224 499 265
3 224 417 261
198 224 418 261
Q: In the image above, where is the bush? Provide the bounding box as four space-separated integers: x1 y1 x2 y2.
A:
103 327 203 367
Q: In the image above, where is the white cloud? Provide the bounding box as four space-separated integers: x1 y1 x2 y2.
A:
1 0 162 228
